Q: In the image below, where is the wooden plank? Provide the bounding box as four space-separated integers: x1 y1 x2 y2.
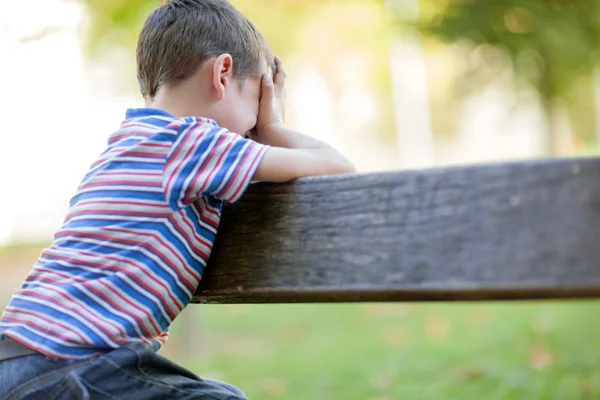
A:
192 157 600 304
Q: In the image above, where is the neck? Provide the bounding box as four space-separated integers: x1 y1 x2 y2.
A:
146 87 214 120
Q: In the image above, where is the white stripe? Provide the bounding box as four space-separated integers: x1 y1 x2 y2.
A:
218 142 260 201
25 267 87 286
72 282 155 340
75 185 165 196
211 139 251 196
17 283 131 342
184 128 235 197
86 173 163 184
109 144 170 156
166 123 216 207
88 228 200 294
35 257 112 277
41 245 174 324
48 235 187 312
56 226 203 287
61 213 212 266
3 307 95 344
112 156 165 163
12 293 119 347
187 203 218 235
70 196 168 207
123 117 177 127
1 327 99 359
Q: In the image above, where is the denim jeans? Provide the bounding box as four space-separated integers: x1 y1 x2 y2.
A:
0 335 246 400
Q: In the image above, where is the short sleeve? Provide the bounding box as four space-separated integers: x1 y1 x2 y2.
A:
162 119 269 210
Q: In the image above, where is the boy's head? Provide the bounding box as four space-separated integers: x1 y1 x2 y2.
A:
137 0 274 135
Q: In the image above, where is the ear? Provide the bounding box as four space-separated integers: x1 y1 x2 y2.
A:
212 53 234 100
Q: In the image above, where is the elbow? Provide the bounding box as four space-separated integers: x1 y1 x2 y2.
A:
345 161 358 174
332 159 357 175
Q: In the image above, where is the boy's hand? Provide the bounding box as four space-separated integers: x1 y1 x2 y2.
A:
253 56 286 141
248 56 357 182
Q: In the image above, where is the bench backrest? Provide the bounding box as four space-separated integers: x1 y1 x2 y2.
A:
194 157 600 304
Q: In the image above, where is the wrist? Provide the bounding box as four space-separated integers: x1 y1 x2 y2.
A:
256 122 285 140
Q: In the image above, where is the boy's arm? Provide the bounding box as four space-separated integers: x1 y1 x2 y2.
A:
250 56 356 182
253 128 355 182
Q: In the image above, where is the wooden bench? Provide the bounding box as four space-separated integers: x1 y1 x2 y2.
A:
193 157 600 304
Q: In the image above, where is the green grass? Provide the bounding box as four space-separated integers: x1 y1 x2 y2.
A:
168 302 600 400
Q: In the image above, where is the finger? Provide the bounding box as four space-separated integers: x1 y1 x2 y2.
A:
259 73 274 112
273 55 286 89
260 73 274 99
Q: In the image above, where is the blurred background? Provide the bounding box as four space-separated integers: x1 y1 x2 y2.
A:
1 0 600 398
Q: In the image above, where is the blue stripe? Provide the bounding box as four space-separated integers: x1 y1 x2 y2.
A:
8 297 110 346
0 109 263 359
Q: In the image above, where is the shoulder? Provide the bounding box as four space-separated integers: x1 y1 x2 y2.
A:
166 117 220 132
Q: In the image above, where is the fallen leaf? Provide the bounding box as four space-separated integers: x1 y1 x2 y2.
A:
279 323 306 340
425 315 450 343
468 308 489 328
362 304 410 319
382 328 406 348
371 373 397 391
578 376 598 399
225 304 249 315
529 346 554 370
259 379 288 396
453 366 486 382
531 313 553 336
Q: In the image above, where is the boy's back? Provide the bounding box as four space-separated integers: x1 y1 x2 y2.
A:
1 109 267 359
0 0 354 398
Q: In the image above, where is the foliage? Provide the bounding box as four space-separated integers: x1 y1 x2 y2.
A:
79 0 322 59
78 0 397 143
417 0 600 99
414 0 600 149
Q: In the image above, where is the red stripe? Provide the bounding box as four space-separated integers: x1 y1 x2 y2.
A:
28 268 83 284
2 317 89 346
96 171 162 177
75 199 168 208
228 146 265 201
215 143 252 200
121 151 167 158
108 130 154 143
201 197 221 218
97 279 161 335
195 198 219 228
170 212 213 251
17 287 127 339
102 227 201 285
63 205 212 260
65 209 169 222
164 123 206 206
185 133 230 200
2 333 105 361
4 307 89 344
82 279 155 338
80 180 163 189
137 142 171 148
27 272 158 339
41 251 180 319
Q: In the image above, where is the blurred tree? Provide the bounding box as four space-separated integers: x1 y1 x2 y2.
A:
414 0 600 154
80 0 322 59
79 0 397 144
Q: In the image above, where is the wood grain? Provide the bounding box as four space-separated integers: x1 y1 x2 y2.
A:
193 157 600 304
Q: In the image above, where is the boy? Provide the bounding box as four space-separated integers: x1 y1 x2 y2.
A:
0 0 355 398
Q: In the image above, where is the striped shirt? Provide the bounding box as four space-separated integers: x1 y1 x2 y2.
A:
0 108 269 359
